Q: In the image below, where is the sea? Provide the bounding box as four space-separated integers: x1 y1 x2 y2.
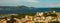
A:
0 8 60 14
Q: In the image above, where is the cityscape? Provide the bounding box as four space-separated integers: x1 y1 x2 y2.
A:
0 0 60 23
0 6 60 23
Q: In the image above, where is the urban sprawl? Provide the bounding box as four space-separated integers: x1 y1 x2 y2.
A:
0 11 60 23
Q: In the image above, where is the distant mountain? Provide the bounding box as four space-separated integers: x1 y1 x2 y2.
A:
0 6 34 10
0 8 60 14
0 6 60 14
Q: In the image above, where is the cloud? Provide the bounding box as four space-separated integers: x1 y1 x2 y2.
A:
0 0 39 4
49 4 60 7
0 0 16 4
24 0 39 3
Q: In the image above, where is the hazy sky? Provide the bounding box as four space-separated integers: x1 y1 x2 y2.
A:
0 0 60 7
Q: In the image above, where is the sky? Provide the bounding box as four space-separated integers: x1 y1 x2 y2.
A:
0 0 60 7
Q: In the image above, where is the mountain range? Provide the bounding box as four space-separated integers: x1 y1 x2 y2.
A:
0 6 60 14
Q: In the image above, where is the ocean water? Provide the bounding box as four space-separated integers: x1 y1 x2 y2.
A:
0 8 60 14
